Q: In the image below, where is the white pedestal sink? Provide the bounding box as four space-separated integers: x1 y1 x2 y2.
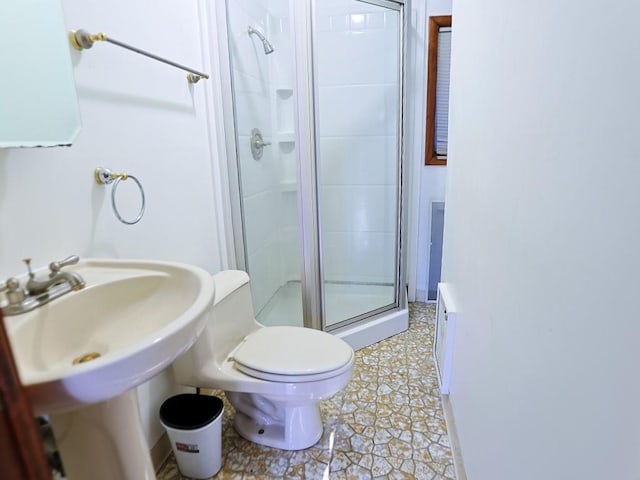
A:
3 258 215 479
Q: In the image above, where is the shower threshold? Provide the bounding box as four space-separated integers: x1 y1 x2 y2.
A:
256 281 408 349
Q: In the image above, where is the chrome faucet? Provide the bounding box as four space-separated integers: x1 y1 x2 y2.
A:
25 256 85 295
1 255 86 316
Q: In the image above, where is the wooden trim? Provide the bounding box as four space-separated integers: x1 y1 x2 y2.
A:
0 309 51 479
425 15 452 166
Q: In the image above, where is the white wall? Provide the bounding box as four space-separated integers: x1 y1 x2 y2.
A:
442 1 640 478
0 0 227 446
407 0 451 302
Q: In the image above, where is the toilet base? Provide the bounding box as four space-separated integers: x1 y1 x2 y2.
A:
230 394 323 450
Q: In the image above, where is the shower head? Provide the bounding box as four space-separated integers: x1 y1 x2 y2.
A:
247 26 275 55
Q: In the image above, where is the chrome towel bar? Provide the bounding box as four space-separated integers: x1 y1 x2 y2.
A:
70 29 209 84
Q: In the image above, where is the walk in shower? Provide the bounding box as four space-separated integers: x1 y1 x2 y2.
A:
217 0 407 347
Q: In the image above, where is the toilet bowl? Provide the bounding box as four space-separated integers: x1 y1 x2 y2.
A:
172 270 354 450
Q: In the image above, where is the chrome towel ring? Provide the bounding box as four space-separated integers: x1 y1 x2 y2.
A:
94 167 146 225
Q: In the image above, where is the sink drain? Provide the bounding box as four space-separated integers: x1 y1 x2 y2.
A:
72 352 101 365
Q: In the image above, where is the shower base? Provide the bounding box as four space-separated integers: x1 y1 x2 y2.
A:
256 281 408 349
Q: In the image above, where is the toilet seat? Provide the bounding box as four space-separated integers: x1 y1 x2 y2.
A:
232 326 354 383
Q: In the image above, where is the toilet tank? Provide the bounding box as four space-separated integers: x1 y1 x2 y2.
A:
172 270 262 386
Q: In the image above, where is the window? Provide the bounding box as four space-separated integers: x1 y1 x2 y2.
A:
425 15 452 166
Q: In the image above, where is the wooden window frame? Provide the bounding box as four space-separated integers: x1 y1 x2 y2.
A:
425 15 452 166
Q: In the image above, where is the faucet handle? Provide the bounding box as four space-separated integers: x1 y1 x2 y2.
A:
49 255 80 274
1 278 26 305
22 257 34 278
0 277 18 293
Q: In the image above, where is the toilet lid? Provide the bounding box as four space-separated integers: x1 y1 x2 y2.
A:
232 326 353 381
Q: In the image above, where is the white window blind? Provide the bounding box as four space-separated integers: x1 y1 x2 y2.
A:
435 28 451 156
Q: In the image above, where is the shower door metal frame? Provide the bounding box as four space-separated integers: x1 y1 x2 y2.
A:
292 0 324 330
309 0 409 332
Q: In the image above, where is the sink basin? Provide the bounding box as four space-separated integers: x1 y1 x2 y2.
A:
4 258 215 414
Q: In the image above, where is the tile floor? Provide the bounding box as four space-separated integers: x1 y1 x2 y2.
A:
157 303 456 480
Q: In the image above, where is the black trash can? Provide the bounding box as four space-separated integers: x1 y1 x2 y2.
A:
159 394 224 479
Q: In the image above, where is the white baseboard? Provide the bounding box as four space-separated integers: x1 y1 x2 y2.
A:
441 395 467 480
151 432 172 473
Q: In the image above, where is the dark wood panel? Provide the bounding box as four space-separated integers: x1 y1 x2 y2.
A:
0 309 51 479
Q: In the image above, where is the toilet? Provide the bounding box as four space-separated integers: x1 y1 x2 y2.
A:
172 270 354 450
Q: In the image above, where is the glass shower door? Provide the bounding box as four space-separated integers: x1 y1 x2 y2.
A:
223 0 405 334
225 0 303 327
314 0 403 328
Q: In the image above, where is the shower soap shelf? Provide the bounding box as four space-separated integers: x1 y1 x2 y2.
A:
278 132 295 144
276 88 293 97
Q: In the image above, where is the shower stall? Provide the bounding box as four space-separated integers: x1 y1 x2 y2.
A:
216 0 408 348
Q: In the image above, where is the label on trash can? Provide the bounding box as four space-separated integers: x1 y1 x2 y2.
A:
175 442 200 454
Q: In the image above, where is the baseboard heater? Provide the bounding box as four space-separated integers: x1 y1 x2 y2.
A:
434 282 457 394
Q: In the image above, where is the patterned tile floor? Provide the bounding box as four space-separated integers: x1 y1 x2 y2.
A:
157 303 455 479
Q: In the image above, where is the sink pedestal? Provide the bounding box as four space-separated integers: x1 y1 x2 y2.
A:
49 390 155 480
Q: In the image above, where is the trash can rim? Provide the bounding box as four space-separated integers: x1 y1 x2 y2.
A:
159 394 224 430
